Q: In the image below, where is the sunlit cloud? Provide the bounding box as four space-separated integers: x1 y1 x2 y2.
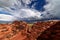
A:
44 0 60 18
0 0 43 21
0 0 60 22
0 14 17 21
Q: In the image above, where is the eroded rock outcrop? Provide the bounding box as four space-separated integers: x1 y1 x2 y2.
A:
37 21 60 40
0 20 60 40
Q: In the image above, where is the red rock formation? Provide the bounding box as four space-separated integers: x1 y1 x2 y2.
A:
27 21 58 40
37 21 60 40
0 21 28 40
0 20 60 40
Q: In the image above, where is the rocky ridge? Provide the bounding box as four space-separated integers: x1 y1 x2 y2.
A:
0 20 60 40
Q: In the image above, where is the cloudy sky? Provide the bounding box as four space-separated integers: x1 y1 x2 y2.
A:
0 0 60 22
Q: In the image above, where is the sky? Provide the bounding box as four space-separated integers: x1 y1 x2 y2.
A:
0 0 60 22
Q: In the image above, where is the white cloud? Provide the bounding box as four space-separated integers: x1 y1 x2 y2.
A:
0 0 18 7
11 8 42 18
21 0 32 4
1 0 60 22
44 0 60 18
0 0 44 21
0 14 17 21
